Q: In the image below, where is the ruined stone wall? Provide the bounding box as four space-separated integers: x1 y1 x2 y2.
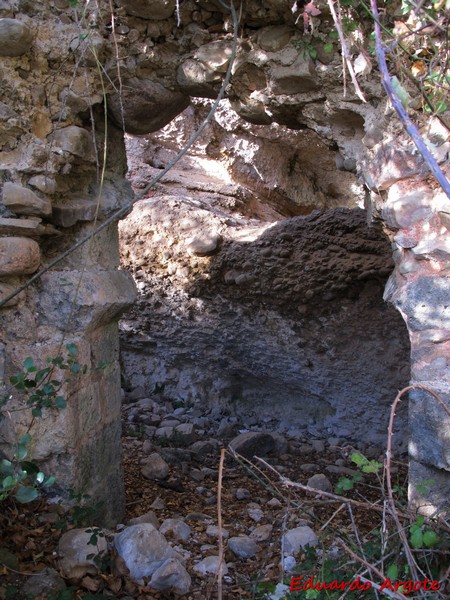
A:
0 3 136 523
365 121 450 516
0 0 448 520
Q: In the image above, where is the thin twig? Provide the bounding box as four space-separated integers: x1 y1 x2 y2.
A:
326 0 367 102
384 384 449 587
320 502 346 531
254 455 409 518
371 0 450 199
336 538 410 600
217 448 225 600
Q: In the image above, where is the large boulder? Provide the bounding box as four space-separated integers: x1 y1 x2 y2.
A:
108 79 189 135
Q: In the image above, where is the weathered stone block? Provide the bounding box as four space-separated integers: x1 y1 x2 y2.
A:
257 25 294 52
393 277 450 332
37 270 136 331
49 126 95 161
382 181 433 229
108 78 190 135
0 217 44 236
194 40 233 73
51 199 98 228
0 237 40 275
177 59 221 98
270 55 318 95
368 142 424 190
409 458 450 517
409 384 450 472
187 233 222 256
0 18 32 56
2 182 52 217
28 175 56 194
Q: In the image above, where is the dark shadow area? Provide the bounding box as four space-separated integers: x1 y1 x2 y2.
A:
120 204 411 449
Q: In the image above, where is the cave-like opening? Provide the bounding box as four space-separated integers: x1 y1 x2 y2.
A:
118 101 411 451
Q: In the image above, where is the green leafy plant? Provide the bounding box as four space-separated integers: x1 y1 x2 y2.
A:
0 344 86 503
334 452 381 493
409 515 441 549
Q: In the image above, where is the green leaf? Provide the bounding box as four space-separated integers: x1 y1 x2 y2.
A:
16 444 28 461
23 357 35 371
0 459 14 475
362 460 382 474
19 433 31 446
323 42 334 54
410 528 423 549
70 363 81 374
32 407 42 418
351 452 368 467
415 515 425 527
308 46 318 59
66 343 78 357
423 530 440 547
2 475 16 490
42 383 55 395
387 564 399 580
55 396 67 409
14 485 39 503
35 472 45 484
35 368 51 383
335 477 353 493
43 475 56 487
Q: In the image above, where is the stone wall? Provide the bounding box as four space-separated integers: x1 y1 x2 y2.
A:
366 122 450 516
0 0 448 519
0 4 136 523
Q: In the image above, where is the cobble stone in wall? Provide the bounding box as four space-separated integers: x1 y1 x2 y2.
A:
0 237 40 275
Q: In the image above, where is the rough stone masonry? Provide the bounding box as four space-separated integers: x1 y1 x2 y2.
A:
0 0 449 520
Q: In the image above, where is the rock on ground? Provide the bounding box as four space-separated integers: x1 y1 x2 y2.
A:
114 523 178 580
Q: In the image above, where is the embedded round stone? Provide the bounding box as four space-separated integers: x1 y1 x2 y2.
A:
0 237 40 276
187 233 222 257
0 19 33 56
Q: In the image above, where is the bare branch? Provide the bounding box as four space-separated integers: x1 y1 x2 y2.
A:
371 0 450 199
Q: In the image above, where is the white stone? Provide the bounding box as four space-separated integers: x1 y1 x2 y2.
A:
58 528 108 578
193 555 228 576
284 526 318 556
150 558 191 595
114 523 177 580
228 536 260 559
159 518 191 542
141 453 169 480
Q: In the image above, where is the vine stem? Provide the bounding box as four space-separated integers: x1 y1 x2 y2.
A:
384 383 450 592
217 447 226 600
371 0 450 199
326 0 367 102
